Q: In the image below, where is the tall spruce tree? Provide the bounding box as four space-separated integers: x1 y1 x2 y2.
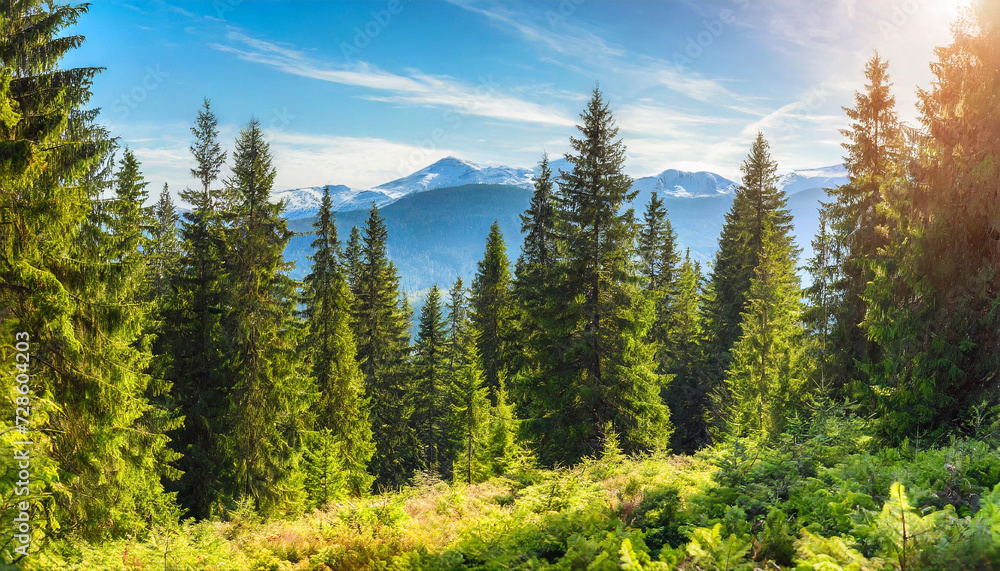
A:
862 3 1000 441
803 211 840 393
343 225 363 296
354 204 414 486
637 191 679 292
637 191 681 403
304 187 375 495
163 99 231 517
512 154 558 395
146 184 182 448
713 225 807 439
446 277 475 372
69 147 182 536
221 118 302 514
827 53 904 395
523 87 671 463
518 153 557 271
704 132 795 398
662 250 707 452
410 286 452 474
0 2 180 546
470 221 516 398
148 183 180 298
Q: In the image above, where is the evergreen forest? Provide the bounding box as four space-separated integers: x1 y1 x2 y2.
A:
2 1 1000 569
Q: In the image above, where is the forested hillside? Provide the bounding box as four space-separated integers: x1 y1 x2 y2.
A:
282 180 831 294
1 1 999 569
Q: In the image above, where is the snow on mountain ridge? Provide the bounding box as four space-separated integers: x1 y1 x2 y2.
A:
777 164 849 196
373 156 535 197
271 184 395 219
632 168 737 198
271 157 848 219
271 156 537 218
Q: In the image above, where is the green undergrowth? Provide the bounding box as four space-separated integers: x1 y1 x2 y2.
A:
22 411 1000 571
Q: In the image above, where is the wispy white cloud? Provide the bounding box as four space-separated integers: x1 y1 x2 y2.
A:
209 30 576 127
447 0 626 59
446 0 746 105
740 96 845 138
265 131 462 190
626 136 750 180
736 0 971 124
618 100 733 137
113 117 466 198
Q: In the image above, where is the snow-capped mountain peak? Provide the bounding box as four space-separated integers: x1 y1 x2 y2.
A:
373 156 535 197
632 169 737 199
777 164 849 196
271 184 395 219
270 157 849 220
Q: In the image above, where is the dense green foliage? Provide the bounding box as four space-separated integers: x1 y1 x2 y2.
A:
859 2 1000 442
161 99 233 518
352 205 414 487
28 417 1000 570
303 188 374 498
469 221 516 399
519 88 672 464
3 1 1000 568
704 132 797 392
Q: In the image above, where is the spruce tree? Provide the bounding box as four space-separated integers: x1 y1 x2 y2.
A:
452 364 489 484
410 286 451 474
470 221 516 398
513 154 559 396
485 379 522 477
148 183 180 298
70 147 182 536
301 428 345 509
713 225 806 439
354 204 414 486
703 132 795 398
445 277 475 372
803 211 840 392
221 118 302 514
146 182 182 479
518 153 557 271
637 191 679 292
862 4 1000 440
343 225 363 296
637 191 681 405
827 53 904 395
0 2 178 545
662 250 708 452
162 99 231 517
304 187 375 495
523 87 671 463
190 97 230 206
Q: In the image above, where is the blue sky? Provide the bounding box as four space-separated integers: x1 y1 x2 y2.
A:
64 0 969 195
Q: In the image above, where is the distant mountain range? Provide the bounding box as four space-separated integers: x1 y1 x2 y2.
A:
276 157 849 294
271 156 537 219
